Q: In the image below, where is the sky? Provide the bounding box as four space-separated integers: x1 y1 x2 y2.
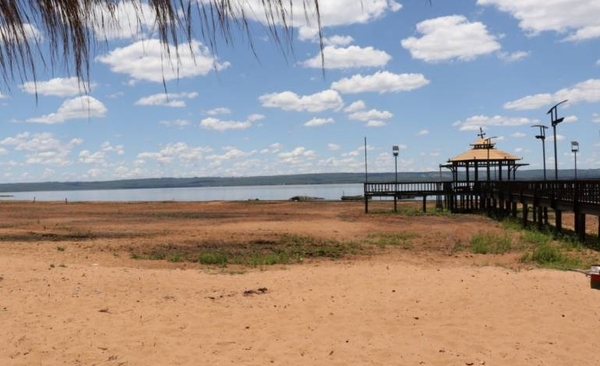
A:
1 0 600 183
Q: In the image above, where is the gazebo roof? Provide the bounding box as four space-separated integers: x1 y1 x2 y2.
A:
448 137 522 163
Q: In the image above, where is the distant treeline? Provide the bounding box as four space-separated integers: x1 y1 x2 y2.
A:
0 169 598 193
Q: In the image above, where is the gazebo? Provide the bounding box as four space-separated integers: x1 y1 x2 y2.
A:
440 130 528 182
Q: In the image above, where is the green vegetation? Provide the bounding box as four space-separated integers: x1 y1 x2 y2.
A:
366 232 418 249
130 234 363 267
469 232 512 254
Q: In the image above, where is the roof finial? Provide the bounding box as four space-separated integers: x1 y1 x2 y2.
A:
477 127 486 139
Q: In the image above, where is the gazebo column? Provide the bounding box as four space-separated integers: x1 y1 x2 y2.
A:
498 161 503 181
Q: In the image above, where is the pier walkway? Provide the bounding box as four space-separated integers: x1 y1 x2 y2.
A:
364 180 600 242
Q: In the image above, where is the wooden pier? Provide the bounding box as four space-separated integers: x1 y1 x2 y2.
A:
364 180 600 241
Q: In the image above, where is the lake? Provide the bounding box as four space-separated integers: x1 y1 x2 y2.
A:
0 183 366 202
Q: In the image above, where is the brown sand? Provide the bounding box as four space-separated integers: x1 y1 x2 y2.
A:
1 200 599 365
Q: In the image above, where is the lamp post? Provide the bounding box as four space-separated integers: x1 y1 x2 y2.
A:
571 141 579 180
548 100 568 180
484 136 497 181
393 145 399 212
532 124 548 180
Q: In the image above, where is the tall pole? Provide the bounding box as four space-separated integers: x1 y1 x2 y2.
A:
393 145 399 212
364 137 368 183
532 125 548 180
484 136 497 181
571 141 579 180
548 100 568 180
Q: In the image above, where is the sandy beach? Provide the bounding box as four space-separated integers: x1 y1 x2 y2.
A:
1 200 599 365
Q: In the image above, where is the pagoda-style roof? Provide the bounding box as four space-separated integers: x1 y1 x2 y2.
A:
448 137 522 163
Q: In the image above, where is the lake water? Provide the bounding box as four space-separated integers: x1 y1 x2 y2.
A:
0 183 366 202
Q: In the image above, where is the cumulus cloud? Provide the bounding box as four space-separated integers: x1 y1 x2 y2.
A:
259 89 344 112
226 0 402 42
302 45 391 69
504 79 600 110
200 114 263 131
366 120 386 127
135 92 198 107
401 15 501 62
324 35 354 46
498 51 530 62
159 119 191 127
138 142 212 165
453 115 538 131
331 71 429 94
343 100 366 112
327 143 341 151
19 77 95 97
26 96 107 124
0 132 82 166
278 147 317 163
97 39 230 83
89 1 156 40
206 107 232 115
417 129 429 136
348 109 393 121
477 0 600 41
304 117 334 127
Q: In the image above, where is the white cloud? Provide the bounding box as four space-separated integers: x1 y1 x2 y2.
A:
0 132 82 166
344 100 366 112
302 45 391 69
593 113 600 123
366 120 386 127
96 39 230 83
205 147 255 167
327 143 341 151
331 71 429 94
0 23 42 44
324 35 354 46
401 15 501 62
259 89 344 112
477 0 600 41
159 119 191 127
135 92 198 107
101 141 124 155
564 115 578 123
349 109 393 121
504 79 600 110
498 51 530 62
278 147 317 163
90 1 156 40
304 117 334 127
26 96 107 124
200 116 254 131
206 107 232 115
19 77 95 97
454 115 538 131
230 0 402 42
417 129 429 136
138 142 212 165
511 132 526 138
79 150 106 164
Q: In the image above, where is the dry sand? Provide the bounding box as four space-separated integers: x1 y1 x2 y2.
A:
1 200 599 365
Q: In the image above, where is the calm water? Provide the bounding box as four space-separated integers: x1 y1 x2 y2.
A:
0 183 365 202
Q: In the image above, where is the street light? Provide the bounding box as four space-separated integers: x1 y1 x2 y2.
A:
571 141 579 180
393 145 399 212
484 136 497 181
532 124 549 180
548 100 568 180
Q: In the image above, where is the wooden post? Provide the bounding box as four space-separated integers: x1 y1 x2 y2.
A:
555 210 562 233
522 203 528 228
422 195 427 212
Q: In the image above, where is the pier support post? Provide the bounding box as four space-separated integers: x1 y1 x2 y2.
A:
555 210 562 233
522 204 528 228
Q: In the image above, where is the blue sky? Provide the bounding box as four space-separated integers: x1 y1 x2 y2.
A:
1 0 599 183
